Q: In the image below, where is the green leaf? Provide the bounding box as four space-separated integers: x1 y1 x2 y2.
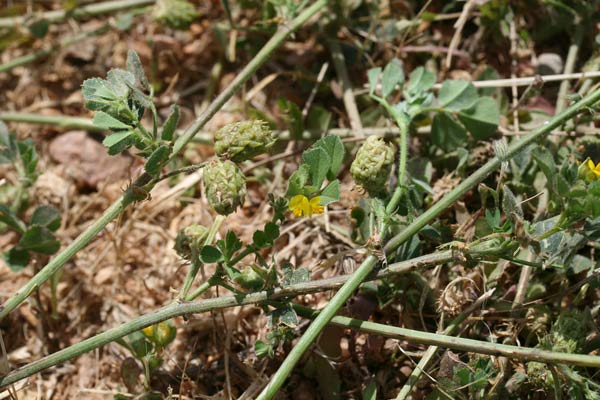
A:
362 381 377 400
102 131 134 155
17 225 60 255
161 105 179 141
82 78 117 110
458 97 500 140
106 68 135 98
0 121 17 163
145 145 170 177
407 66 435 96
313 135 345 179
286 164 310 198
302 147 330 189
438 80 478 111
381 58 404 98
282 263 309 285
93 111 132 130
17 139 38 179
272 304 298 327
255 340 273 359
199 245 223 263
253 230 268 248
127 331 153 358
278 98 304 139
4 247 30 272
502 185 523 220
367 67 382 95
264 222 280 243
319 180 340 206
30 205 61 231
431 112 468 151
28 18 49 39
306 106 331 132
0 204 26 233
126 50 150 90
532 146 557 193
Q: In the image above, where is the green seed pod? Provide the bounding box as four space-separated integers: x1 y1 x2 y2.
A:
153 0 198 30
173 224 209 260
203 159 246 215
214 120 276 162
350 136 395 196
234 266 265 291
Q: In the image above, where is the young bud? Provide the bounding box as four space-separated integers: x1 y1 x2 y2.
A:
350 136 396 196
214 120 276 162
203 159 246 215
234 266 265 291
174 224 209 260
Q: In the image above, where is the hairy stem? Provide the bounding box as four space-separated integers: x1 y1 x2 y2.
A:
0 25 109 73
0 249 456 387
291 304 600 367
0 0 155 28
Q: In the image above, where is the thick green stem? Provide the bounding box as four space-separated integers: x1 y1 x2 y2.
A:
0 25 109 73
0 0 328 321
257 88 600 398
0 250 456 387
291 305 600 368
0 0 155 28
386 115 410 215
0 112 102 131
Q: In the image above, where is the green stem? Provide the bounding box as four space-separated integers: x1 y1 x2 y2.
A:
0 249 503 387
257 87 600 398
0 24 109 73
0 0 328 321
0 0 156 28
291 305 600 368
178 216 224 300
229 246 256 267
386 114 410 215
0 112 102 131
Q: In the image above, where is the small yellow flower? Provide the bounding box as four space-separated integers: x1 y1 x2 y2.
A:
289 195 324 217
578 158 600 182
587 159 600 179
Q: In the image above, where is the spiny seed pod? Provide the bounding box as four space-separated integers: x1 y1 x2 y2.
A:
153 0 198 30
544 309 587 353
234 266 264 291
174 224 209 260
214 120 276 162
350 135 396 196
203 159 246 215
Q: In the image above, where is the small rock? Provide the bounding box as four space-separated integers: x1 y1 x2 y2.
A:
537 53 563 75
49 131 131 189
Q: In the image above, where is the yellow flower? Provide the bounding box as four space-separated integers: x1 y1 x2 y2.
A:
578 158 600 182
289 195 324 217
587 159 600 179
